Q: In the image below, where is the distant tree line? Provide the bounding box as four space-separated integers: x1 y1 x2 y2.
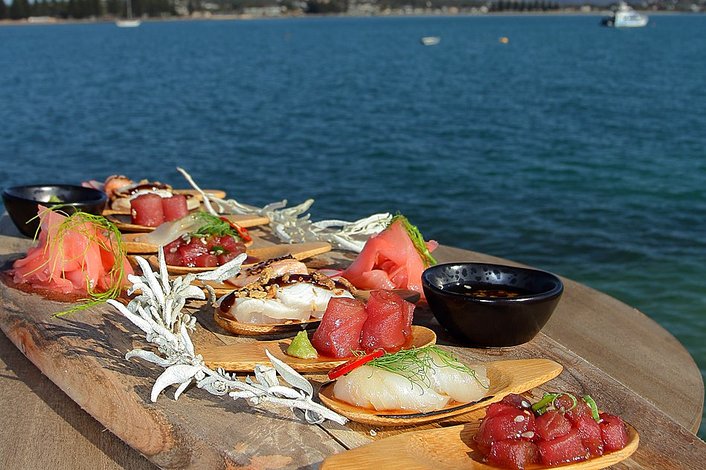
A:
0 0 175 19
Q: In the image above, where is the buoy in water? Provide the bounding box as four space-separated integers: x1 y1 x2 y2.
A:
499 37 509 44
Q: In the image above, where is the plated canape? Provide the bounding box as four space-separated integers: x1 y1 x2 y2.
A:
3 208 132 312
341 215 438 300
318 349 562 427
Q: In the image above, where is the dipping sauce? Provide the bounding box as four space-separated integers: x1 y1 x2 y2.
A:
443 282 533 299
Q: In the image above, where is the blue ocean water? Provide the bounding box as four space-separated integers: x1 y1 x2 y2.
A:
1 15 705 437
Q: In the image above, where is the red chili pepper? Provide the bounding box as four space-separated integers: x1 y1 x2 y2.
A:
219 216 252 243
327 349 385 380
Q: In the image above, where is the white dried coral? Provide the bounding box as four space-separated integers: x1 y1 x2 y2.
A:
177 166 390 252
108 249 347 425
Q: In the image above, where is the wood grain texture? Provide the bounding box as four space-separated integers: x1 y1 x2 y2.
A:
0 215 704 469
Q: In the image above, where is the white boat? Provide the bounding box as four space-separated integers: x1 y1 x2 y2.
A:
420 36 441 46
116 0 141 27
602 2 648 28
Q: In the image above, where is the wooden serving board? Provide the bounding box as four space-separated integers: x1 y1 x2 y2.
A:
1 218 705 468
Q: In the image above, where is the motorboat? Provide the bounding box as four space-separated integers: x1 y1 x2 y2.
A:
602 2 648 28
420 36 441 46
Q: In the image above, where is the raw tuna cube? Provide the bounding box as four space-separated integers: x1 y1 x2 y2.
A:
360 290 414 353
488 440 540 470
192 253 218 267
486 402 520 419
130 193 164 227
476 409 536 452
161 195 189 222
599 413 628 451
564 397 593 424
178 240 209 267
538 428 589 466
575 414 604 457
312 298 367 358
500 394 532 410
535 410 572 441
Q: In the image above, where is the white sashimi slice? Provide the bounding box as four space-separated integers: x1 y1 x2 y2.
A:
333 365 450 413
276 283 355 319
231 298 308 324
423 351 490 404
142 213 204 246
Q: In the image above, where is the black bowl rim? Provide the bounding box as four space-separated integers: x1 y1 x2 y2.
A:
422 262 564 304
2 184 107 206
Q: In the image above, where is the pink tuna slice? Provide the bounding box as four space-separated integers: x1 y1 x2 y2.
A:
360 290 414 353
312 297 367 358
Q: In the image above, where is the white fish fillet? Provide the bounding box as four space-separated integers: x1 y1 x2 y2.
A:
423 351 490 404
333 352 490 413
226 283 354 324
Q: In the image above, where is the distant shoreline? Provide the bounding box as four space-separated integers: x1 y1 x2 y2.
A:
0 10 697 27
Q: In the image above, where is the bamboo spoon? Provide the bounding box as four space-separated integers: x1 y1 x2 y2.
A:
320 418 638 469
318 358 563 427
197 325 436 373
146 241 333 275
109 213 270 233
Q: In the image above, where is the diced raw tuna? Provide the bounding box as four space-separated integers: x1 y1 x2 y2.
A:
485 402 521 419
131 193 164 227
178 240 209 267
537 428 589 466
161 194 189 222
312 298 367 358
500 394 532 410
535 410 572 441
575 414 604 457
476 408 536 453
599 413 628 451
563 396 592 424
488 440 540 470
360 290 414 353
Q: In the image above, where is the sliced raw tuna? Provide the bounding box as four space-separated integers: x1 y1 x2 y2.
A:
360 290 414 353
161 194 189 222
537 428 589 466
488 440 540 470
130 193 164 227
312 297 367 358
341 218 437 298
599 413 628 451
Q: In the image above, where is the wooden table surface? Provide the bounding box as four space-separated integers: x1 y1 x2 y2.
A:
0 215 704 469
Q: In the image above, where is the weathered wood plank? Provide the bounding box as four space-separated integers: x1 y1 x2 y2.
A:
0 215 703 469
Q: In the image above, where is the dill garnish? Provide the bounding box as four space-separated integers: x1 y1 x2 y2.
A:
389 214 437 267
364 345 488 390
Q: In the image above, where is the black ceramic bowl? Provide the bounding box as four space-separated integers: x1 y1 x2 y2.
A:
422 262 563 347
2 184 107 237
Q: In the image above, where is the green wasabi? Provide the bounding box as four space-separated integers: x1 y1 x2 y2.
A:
286 331 318 359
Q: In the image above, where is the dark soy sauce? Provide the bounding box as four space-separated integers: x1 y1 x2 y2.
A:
444 282 533 299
